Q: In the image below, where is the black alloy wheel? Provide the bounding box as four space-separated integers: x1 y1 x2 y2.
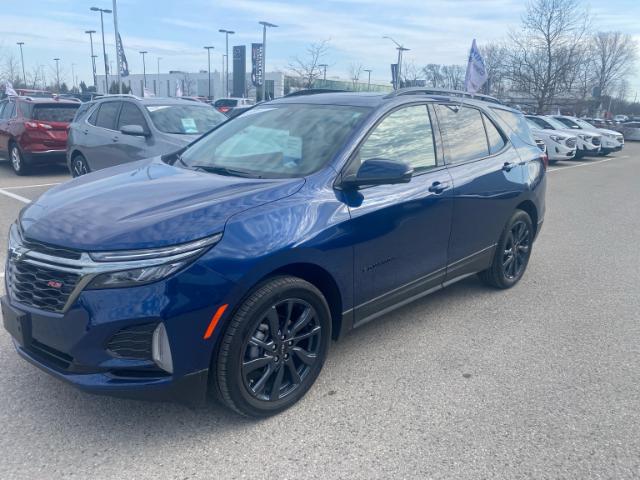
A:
479 209 533 289
215 276 331 417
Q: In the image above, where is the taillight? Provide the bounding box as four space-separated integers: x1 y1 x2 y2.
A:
217 106 231 113
24 121 53 130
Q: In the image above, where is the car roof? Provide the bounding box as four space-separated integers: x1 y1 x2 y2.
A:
9 96 80 105
267 90 519 112
95 95 210 106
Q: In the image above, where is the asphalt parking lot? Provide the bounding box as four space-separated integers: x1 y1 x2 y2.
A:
0 148 639 479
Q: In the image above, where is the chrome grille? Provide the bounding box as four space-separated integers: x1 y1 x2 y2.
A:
7 259 80 313
565 138 577 148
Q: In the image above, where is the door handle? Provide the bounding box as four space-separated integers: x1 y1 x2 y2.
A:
428 181 450 194
502 162 516 172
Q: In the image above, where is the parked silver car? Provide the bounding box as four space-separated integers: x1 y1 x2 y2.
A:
621 122 640 141
67 95 227 176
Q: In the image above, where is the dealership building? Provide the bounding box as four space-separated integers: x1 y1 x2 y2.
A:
96 70 285 100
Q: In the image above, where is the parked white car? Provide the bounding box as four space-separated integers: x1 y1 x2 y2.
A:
614 114 629 123
526 115 598 158
553 116 623 156
525 117 577 163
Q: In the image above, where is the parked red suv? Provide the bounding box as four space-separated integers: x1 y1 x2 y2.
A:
0 97 80 175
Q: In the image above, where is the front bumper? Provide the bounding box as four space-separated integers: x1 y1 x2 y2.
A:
547 143 576 161
2 259 237 405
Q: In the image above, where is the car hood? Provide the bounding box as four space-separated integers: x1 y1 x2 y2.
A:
20 158 304 251
596 128 622 136
530 128 572 140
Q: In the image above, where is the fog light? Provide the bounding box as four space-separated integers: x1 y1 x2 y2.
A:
152 323 173 374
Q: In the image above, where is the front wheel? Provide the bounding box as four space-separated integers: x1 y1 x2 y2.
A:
215 276 331 417
479 209 533 289
70 153 90 177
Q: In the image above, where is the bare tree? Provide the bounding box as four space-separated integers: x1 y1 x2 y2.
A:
479 43 510 96
591 31 637 98
422 64 444 88
507 0 590 112
349 62 363 90
288 40 330 89
400 60 421 86
441 65 465 90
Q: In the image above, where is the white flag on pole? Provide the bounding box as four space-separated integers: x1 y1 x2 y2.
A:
4 80 17 96
175 80 183 97
464 39 488 94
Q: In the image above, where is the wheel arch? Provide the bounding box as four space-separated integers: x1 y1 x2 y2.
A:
260 263 344 340
516 200 538 236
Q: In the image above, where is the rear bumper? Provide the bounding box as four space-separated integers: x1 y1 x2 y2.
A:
22 150 67 164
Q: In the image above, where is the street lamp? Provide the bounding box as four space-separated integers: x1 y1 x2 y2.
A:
218 29 235 97
156 57 161 95
85 30 98 89
90 7 112 93
204 46 215 100
382 36 409 90
139 51 148 87
364 69 372 91
259 21 278 102
319 63 328 82
16 42 26 85
53 58 61 93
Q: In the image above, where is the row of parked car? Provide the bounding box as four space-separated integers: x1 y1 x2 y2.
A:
0 94 252 175
526 115 625 164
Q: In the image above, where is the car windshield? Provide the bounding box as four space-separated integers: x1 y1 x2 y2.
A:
575 118 597 129
177 104 370 179
32 104 80 122
146 104 226 134
526 118 547 130
543 117 571 130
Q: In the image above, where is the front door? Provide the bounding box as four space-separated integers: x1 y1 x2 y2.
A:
345 104 454 325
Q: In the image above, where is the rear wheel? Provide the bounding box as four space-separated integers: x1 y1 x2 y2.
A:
9 143 29 176
215 276 331 417
479 209 533 289
70 153 90 177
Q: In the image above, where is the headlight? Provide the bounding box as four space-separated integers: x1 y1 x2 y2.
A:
86 233 222 289
549 135 563 143
87 262 186 289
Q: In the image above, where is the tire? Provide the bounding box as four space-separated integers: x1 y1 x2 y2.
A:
215 276 331 417
70 153 90 177
9 143 29 176
479 209 533 289
548 159 558 165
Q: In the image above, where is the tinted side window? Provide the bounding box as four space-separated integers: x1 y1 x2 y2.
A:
95 102 121 130
435 105 489 164
483 114 506 154
87 105 99 125
359 105 436 173
117 103 148 130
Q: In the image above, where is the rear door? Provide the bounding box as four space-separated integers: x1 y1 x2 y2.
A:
433 104 526 281
0 100 8 155
84 101 122 171
0 100 16 155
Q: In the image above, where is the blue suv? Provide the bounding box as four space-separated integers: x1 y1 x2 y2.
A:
2 89 546 417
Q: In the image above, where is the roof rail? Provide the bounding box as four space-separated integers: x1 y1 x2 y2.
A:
384 87 502 104
285 88 348 97
100 93 143 100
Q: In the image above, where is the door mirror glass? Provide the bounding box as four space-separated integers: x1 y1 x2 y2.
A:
120 124 148 136
343 158 413 188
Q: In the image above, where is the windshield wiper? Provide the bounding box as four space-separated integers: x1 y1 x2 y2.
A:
190 165 259 178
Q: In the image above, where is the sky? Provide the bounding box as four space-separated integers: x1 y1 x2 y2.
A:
1 0 639 95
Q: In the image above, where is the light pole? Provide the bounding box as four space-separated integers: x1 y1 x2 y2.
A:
139 51 148 87
156 57 161 95
53 58 61 93
71 63 77 91
382 36 409 90
90 6 112 93
204 46 214 100
259 21 278 102
16 42 26 85
319 63 328 81
218 29 234 97
112 0 123 94
364 69 372 91
85 30 98 89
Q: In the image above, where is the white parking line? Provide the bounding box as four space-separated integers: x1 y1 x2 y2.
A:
0 188 31 204
548 156 626 173
0 182 60 190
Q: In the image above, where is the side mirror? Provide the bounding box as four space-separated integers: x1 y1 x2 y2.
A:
120 124 149 137
342 158 413 188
